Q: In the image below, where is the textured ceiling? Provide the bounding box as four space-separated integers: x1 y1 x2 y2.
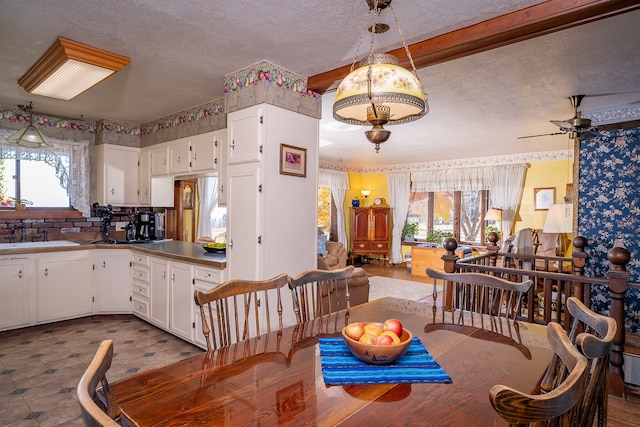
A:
0 0 639 166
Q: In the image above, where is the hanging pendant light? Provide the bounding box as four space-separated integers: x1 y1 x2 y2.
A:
333 0 428 153
5 102 52 148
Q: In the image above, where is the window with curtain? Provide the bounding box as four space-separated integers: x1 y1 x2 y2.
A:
0 157 70 207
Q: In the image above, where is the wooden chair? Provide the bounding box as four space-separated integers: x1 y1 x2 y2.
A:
77 340 123 427
288 266 355 323
194 273 289 350
489 322 589 426
426 268 532 331
541 296 617 427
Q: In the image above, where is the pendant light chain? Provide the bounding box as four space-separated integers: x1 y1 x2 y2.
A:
389 3 419 77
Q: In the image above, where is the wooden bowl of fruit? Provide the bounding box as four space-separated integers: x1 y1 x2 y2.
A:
342 319 413 365
202 242 226 253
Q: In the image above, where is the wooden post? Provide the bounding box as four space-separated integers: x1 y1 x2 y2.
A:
571 236 587 303
606 246 630 398
441 237 460 308
486 232 499 268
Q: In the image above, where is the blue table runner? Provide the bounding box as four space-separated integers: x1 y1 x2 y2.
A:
319 337 452 386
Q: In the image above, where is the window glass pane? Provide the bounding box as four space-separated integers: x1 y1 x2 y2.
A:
433 191 454 240
318 187 331 233
210 206 227 238
20 160 69 207
0 159 17 206
408 191 429 240
460 190 483 243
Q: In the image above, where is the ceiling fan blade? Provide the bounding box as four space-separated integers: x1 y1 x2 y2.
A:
597 119 640 131
517 132 565 139
577 130 598 141
550 120 574 131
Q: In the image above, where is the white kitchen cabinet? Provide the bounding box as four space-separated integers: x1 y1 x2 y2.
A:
169 138 191 175
151 145 170 176
169 260 193 341
131 252 151 321
192 265 226 349
0 258 31 330
226 104 317 329
95 144 140 206
227 106 263 164
217 129 228 206
36 251 93 323
95 250 131 313
150 256 170 329
139 150 151 205
191 132 218 173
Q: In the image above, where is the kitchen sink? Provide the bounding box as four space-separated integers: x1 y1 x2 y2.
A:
0 240 81 250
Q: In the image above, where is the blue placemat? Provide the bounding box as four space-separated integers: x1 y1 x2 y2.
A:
318 337 452 386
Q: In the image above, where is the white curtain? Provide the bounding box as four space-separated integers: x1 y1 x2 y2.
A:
197 176 218 239
319 169 349 245
387 172 410 264
489 164 528 237
0 129 91 217
411 163 528 239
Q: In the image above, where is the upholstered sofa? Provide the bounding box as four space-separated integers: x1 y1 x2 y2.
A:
317 241 347 270
319 266 370 313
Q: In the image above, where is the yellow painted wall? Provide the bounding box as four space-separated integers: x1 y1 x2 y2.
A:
516 159 572 233
339 161 572 249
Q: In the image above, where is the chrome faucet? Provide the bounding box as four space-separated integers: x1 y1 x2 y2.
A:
12 223 27 242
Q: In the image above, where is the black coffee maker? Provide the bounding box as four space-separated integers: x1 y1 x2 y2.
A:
135 212 152 241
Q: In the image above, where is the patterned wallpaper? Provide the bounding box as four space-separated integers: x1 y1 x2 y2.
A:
580 126 639 334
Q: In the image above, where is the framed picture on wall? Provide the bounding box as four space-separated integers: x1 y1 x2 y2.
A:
534 187 555 210
279 144 307 177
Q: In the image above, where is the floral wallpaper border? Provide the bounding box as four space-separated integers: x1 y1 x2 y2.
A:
224 60 320 100
319 150 572 173
140 99 225 135
580 127 639 334
0 106 140 136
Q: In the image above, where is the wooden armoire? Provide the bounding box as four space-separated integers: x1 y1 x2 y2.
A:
351 205 391 265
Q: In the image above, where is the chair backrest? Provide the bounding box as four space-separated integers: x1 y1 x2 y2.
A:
426 268 532 331
194 273 289 350
490 322 589 425
77 340 122 427
541 296 617 427
288 266 355 323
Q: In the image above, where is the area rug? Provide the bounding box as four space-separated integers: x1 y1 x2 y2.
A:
368 276 440 302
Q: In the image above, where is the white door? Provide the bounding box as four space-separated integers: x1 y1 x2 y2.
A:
0 258 30 330
105 146 139 205
191 133 217 172
151 145 169 176
139 150 151 205
169 260 193 341
227 164 261 280
169 138 191 175
228 106 263 164
150 257 170 329
95 250 131 313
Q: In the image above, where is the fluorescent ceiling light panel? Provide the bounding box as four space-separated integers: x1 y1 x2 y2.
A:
18 37 130 100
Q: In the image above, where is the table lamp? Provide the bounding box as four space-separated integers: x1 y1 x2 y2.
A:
484 208 503 243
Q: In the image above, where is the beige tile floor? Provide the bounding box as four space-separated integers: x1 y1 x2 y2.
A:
0 315 202 427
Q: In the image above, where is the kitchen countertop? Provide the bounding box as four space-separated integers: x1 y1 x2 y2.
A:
0 239 226 269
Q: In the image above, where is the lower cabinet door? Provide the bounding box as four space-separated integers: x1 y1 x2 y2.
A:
169 261 193 341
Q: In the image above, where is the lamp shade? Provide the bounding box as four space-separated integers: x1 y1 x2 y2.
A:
333 53 427 126
543 204 573 233
18 37 130 101
361 189 372 197
484 208 503 221
6 125 51 148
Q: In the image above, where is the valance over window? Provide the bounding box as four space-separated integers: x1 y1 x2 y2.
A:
0 128 91 217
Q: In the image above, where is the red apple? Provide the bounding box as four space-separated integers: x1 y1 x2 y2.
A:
373 334 394 346
381 330 401 345
344 322 365 341
383 319 403 337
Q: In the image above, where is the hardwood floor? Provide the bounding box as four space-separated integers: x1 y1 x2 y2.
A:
360 261 640 427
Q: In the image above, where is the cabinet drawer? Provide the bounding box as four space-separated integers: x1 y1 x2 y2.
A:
371 241 389 251
131 253 149 267
132 297 149 318
352 241 372 252
131 266 150 283
132 281 150 298
194 266 224 284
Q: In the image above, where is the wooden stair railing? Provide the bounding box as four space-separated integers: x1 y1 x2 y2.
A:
439 235 631 397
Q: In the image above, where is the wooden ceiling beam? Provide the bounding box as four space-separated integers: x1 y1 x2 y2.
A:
308 0 640 93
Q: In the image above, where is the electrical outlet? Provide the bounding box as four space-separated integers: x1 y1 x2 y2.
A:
116 221 127 230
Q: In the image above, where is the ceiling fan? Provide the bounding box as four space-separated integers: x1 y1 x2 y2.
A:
518 95 598 141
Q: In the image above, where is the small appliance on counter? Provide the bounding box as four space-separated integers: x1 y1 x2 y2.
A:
135 210 166 241
153 212 165 240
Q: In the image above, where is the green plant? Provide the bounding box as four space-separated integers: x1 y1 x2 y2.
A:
425 230 454 243
402 221 419 238
485 225 500 238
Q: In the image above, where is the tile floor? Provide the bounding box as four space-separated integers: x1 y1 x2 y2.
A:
0 315 203 427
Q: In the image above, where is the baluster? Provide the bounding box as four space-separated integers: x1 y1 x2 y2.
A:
606 246 630 398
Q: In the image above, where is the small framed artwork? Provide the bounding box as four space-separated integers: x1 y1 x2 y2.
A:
534 187 555 211
279 144 307 178
183 182 194 208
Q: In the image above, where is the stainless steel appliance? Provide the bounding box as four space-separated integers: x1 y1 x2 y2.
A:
136 212 151 240
152 212 165 240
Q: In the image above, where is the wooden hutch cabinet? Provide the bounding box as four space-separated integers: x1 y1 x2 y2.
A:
351 205 391 265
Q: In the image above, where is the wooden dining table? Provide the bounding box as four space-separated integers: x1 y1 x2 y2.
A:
111 297 553 426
